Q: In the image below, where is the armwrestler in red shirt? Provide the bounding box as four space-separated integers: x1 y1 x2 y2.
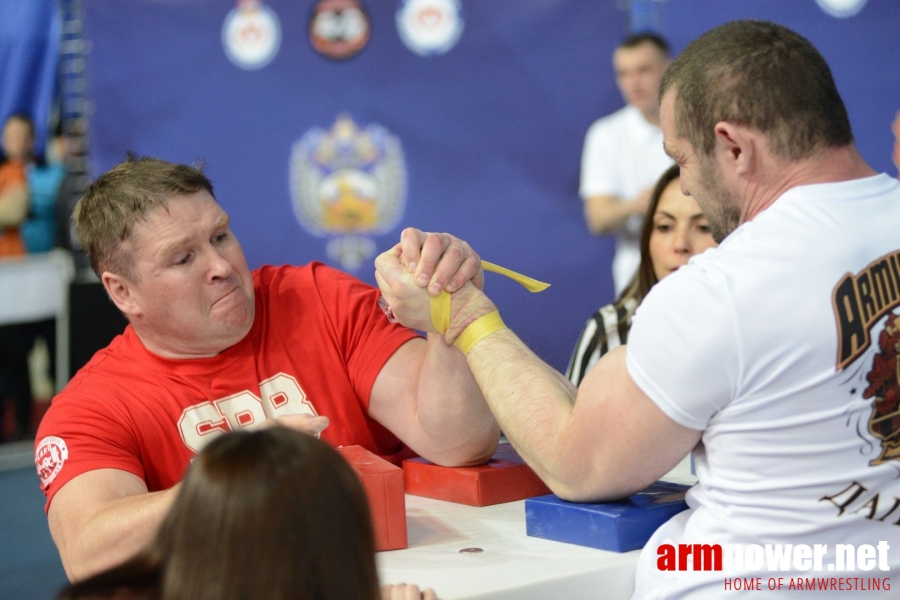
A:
36 156 498 581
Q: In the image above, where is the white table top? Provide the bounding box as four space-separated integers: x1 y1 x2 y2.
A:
0 249 76 390
0 249 74 325
378 455 697 600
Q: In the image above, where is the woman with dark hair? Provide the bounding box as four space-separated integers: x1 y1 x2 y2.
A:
566 164 717 386
58 427 436 600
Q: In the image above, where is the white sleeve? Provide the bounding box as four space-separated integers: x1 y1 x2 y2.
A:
625 266 739 430
579 118 620 199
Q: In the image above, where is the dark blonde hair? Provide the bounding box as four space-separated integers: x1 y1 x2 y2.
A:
73 156 214 279
659 20 852 161
58 428 381 600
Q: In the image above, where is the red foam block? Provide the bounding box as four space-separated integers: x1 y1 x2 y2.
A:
337 445 408 551
402 443 551 506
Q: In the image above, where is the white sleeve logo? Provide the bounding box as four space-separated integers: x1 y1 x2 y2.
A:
178 373 317 453
35 436 69 488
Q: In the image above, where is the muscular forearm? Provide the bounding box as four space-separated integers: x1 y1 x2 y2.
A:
465 329 590 496
375 230 692 501
445 288 619 500
412 334 499 466
52 485 179 581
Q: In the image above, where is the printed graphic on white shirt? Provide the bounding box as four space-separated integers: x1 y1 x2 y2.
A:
832 250 900 466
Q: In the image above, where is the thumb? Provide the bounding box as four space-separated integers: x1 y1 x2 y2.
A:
264 414 330 436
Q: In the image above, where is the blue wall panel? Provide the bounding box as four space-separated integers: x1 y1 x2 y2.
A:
0 0 59 156
82 0 900 372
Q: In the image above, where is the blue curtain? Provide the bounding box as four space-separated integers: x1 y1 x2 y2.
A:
0 0 60 158
80 0 900 371
82 0 626 371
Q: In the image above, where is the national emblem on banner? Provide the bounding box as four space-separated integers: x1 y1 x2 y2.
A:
396 0 464 57
222 0 282 70
290 115 407 271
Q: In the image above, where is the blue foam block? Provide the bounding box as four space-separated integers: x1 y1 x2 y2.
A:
524 481 690 552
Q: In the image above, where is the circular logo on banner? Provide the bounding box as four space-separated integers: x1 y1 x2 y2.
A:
222 0 282 70
309 0 371 61
396 0 464 56
815 0 867 18
35 436 69 488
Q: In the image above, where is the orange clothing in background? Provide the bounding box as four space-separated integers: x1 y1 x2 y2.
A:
0 161 27 257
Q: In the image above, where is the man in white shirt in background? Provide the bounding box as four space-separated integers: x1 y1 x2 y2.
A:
581 33 673 295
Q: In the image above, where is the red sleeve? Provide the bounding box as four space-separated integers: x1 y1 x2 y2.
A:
306 263 420 410
35 391 145 513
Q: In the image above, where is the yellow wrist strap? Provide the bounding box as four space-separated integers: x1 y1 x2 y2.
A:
453 310 506 355
429 260 549 349
481 260 550 292
431 288 451 334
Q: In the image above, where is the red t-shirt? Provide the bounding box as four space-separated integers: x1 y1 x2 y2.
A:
35 263 420 510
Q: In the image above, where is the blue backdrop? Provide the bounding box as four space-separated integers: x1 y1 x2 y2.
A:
82 0 900 372
0 0 59 157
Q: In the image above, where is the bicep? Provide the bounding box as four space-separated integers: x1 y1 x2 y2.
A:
48 469 149 563
560 346 701 501
367 338 426 444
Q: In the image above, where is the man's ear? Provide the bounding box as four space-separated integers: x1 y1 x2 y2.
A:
712 121 754 177
102 272 141 318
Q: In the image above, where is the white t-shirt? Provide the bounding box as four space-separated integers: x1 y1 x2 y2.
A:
627 174 900 598
580 104 672 295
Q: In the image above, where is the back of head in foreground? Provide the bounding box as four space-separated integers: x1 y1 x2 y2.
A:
58 427 382 600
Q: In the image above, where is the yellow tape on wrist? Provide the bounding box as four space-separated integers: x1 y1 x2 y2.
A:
453 310 506 355
431 289 451 334
481 260 550 292
429 260 548 338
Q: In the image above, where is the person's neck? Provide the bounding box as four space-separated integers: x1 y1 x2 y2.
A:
131 325 235 360
743 144 877 222
634 104 661 128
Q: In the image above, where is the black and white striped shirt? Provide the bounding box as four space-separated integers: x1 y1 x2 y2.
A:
565 297 638 387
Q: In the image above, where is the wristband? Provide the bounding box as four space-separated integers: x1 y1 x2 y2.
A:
431 289 451 334
453 310 506 355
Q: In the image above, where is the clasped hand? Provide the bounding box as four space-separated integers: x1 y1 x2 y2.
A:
374 228 483 334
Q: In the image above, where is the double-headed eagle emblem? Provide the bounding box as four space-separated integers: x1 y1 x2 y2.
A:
290 115 407 270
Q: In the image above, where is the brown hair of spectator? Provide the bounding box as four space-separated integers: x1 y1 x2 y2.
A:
618 32 670 57
659 20 853 161
73 156 214 279
619 163 682 304
58 427 381 600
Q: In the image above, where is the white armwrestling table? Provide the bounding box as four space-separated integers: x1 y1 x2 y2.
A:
378 455 697 600
0 250 75 391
